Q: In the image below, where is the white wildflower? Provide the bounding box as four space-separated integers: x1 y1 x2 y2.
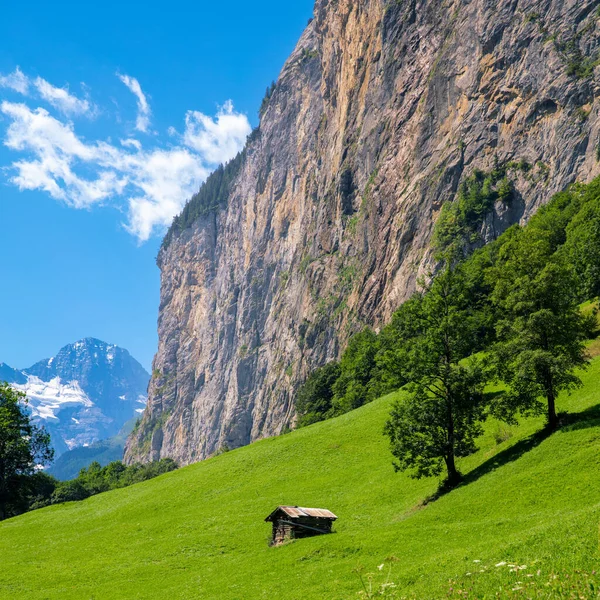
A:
377 564 384 571
496 562 507 567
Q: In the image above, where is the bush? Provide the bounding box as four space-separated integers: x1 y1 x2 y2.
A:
25 458 179 514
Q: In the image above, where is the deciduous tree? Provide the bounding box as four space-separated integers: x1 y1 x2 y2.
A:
490 229 593 430
0 383 54 520
383 262 492 487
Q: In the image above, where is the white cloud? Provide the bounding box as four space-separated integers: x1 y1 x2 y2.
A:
118 74 151 133
0 67 29 95
124 149 209 240
33 77 92 116
183 100 252 164
0 90 250 241
2 102 123 208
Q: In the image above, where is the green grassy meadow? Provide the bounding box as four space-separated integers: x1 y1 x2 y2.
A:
2 359 600 599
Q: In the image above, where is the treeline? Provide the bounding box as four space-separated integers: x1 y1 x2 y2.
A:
296 175 600 485
13 458 178 519
0 383 179 521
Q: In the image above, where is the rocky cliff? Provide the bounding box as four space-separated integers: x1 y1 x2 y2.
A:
125 0 600 465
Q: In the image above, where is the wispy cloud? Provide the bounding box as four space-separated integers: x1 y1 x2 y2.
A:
0 67 29 95
0 73 251 242
118 74 151 133
33 77 92 116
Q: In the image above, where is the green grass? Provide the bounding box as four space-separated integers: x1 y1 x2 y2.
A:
2 361 600 599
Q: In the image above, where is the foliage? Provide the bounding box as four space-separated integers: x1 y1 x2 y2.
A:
11 457 178 514
561 179 600 300
383 263 492 485
296 329 382 425
259 81 276 117
331 329 380 414
0 383 53 520
296 362 341 427
2 358 600 598
489 228 593 429
297 175 600 433
566 53 600 79
161 150 246 251
434 166 513 257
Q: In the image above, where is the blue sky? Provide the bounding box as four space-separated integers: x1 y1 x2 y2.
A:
0 0 313 371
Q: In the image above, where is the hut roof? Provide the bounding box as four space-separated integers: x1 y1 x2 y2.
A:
265 506 338 522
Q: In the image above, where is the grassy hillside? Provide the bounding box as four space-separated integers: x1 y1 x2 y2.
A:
2 359 600 599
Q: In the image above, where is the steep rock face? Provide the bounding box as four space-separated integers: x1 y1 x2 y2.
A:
126 0 600 465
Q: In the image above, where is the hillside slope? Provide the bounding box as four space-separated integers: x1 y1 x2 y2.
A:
126 0 600 465
2 358 600 599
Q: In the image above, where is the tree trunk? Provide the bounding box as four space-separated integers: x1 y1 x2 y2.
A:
544 370 558 430
444 452 461 487
546 386 558 430
444 386 461 488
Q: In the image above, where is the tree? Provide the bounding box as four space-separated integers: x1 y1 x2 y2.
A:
295 362 341 427
51 479 89 504
383 262 492 487
0 383 54 520
331 329 379 414
563 189 600 301
25 471 58 510
490 229 593 430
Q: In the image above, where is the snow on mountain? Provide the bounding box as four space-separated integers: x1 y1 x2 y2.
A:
12 376 93 421
1 339 150 457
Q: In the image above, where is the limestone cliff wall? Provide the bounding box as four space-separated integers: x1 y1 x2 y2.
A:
125 0 600 465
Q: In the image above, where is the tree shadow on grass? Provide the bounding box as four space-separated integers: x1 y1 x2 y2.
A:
423 402 600 505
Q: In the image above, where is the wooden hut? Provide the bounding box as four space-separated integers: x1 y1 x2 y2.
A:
265 506 338 545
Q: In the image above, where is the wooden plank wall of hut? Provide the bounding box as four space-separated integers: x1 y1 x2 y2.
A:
271 517 334 544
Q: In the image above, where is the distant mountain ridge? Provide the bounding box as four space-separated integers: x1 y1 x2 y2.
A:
1 338 149 457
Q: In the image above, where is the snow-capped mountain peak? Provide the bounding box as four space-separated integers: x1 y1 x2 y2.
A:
1 339 150 457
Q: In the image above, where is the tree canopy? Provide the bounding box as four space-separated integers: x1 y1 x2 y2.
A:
0 383 53 520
